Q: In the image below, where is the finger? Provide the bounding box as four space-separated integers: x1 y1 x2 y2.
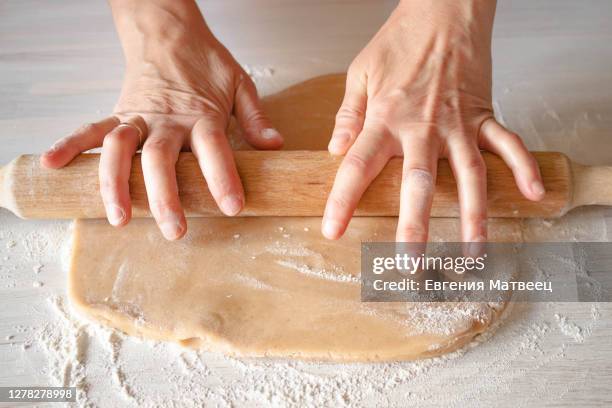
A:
98 116 143 227
141 124 187 240
479 118 545 201
191 114 244 217
40 116 119 168
234 72 283 150
328 71 367 155
448 141 488 252
322 128 391 240
396 132 440 243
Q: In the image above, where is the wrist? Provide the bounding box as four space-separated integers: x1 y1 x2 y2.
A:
109 0 214 68
395 0 497 31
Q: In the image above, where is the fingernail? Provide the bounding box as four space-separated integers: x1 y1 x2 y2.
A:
531 180 546 197
220 194 243 216
160 219 185 240
322 218 343 239
328 132 350 153
105 204 125 226
261 128 281 140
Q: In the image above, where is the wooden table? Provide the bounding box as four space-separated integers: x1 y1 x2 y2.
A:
1 1 611 406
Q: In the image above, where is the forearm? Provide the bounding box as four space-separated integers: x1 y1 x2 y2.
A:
108 0 214 67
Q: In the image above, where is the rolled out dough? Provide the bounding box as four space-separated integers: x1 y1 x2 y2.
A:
68 75 521 362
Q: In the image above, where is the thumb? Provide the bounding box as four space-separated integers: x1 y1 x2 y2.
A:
234 72 283 150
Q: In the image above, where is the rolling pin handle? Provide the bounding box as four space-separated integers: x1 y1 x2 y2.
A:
0 159 22 218
570 163 612 209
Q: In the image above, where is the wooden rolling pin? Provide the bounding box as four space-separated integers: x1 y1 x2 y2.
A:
0 151 611 219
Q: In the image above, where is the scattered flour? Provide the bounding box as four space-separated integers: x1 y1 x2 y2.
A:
265 241 317 257
554 313 585 343
233 273 276 291
359 302 496 336
275 259 360 284
27 294 477 407
1 212 609 407
37 296 90 403
24 294 604 407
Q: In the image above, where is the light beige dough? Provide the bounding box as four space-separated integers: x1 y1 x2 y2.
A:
68 75 521 362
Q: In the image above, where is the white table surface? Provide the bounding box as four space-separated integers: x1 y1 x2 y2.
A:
1 1 612 407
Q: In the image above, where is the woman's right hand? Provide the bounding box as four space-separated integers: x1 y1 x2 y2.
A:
40 0 283 240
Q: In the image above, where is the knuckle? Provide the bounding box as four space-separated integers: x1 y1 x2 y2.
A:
505 131 527 151
115 123 139 138
366 102 389 119
386 87 410 100
243 109 268 126
329 194 351 212
197 111 225 126
336 105 364 123
380 89 411 107
99 176 121 197
193 115 227 137
343 152 371 174
506 131 522 142
508 132 527 150
142 138 175 159
102 130 124 147
243 109 269 130
367 99 404 123
403 167 434 186
524 152 538 168
463 154 486 175
77 122 100 136
148 198 180 217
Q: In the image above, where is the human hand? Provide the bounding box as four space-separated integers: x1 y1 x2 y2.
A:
322 0 544 246
40 1 282 240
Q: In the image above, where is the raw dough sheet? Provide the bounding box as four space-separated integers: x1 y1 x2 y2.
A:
69 75 522 361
